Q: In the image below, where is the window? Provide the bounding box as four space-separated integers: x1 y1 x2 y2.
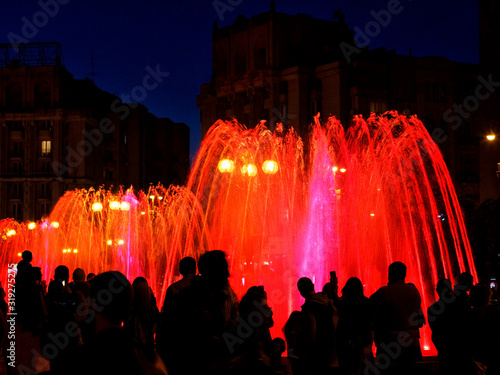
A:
13 183 22 199
7 121 23 131
41 182 51 198
11 203 22 221
42 161 52 173
13 161 23 174
34 82 51 107
41 140 52 156
6 82 22 107
41 202 50 216
12 142 23 157
41 120 52 130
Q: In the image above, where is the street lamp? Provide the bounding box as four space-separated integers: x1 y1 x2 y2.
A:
241 163 257 177
262 160 279 174
92 202 103 212
218 159 235 173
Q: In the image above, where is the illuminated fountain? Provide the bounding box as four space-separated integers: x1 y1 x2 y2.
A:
0 112 476 356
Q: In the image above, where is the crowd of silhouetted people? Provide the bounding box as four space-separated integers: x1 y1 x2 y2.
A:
4 249 500 375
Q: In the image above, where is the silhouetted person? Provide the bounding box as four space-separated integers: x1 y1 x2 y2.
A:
428 279 459 374
71 267 90 298
271 338 293 375
157 256 196 364
322 271 340 307
86 272 96 281
15 250 33 287
16 267 50 373
161 256 196 313
336 277 373 375
440 271 477 374
63 271 167 375
369 261 424 375
163 250 240 375
470 284 492 368
284 310 305 375
296 277 336 375
126 277 160 349
483 296 500 375
238 285 274 374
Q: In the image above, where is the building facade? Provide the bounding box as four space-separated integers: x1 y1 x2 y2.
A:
0 43 189 221
197 8 497 204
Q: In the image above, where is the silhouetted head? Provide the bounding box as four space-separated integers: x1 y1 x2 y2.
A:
240 285 273 327
198 250 230 282
54 265 70 283
87 273 96 281
388 261 406 284
179 256 196 277
341 277 364 299
272 337 286 356
132 276 152 317
22 250 33 262
89 271 132 327
73 268 86 283
436 279 452 299
297 277 315 299
458 272 474 290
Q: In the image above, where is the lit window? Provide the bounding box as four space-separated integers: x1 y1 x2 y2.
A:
41 140 51 156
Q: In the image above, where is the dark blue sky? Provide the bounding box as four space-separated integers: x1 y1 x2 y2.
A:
0 0 479 158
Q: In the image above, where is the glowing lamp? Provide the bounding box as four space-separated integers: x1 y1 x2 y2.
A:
51 222 59 228
109 201 121 210
6 230 16 237
17 252 22 257
120 202 130 211
92 202 103 212
241 163 257 177
149 195 155 200
487 133 496 141
73 249 78 253
140 211 146 215
117 239 124 245
28 222 36 230
332 166 338 173
62 249 67 253
340 168 347 173
158 196 163 200
218 159 235 173
370 213 375 217
262 160 279 174
107 240 113 245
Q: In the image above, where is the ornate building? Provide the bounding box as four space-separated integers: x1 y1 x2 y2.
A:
0 42 189 221
197 6 498 204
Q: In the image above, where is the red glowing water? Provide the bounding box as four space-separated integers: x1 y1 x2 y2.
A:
0 113 477 356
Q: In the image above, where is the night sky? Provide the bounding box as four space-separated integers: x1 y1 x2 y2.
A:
0 0 479 159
